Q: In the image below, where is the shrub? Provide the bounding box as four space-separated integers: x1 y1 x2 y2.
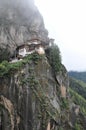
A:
0 48 10 62
60 98 69 109
46 44 61 73
75 123 83 130
0 61 9 76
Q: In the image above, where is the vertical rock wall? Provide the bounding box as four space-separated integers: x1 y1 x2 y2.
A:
0 55 69 130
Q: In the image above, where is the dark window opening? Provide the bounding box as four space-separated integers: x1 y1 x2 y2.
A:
29 45 35 51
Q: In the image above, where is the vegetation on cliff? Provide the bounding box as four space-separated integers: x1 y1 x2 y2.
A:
0 53 41 77
0 46 86 130
0 44 62 78
46 44 62 73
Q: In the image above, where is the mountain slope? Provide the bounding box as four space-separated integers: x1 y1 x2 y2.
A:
69 77 86 99
69 75 86 116
69 71 86 83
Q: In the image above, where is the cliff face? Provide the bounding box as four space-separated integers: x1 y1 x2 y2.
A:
0 0 48 62
0 54 85 130
0 54 69 130
0 0 86 130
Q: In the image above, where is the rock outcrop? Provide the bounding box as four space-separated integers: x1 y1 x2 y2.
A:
0 0 48 62
0 54 68 130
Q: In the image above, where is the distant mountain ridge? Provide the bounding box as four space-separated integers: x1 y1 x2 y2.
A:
69 71 86 83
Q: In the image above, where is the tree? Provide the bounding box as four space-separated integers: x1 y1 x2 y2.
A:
46 44 61 73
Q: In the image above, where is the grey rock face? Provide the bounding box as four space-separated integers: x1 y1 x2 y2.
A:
0 54 85 130
0 55 69 130
0 0 48 61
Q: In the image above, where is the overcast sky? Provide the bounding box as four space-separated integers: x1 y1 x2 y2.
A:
35 0 86 71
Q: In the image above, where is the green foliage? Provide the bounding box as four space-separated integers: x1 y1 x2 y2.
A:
69 88 86 115
60 98 69 109
46 44 61 73
0 48 10 62
0 53 41 78
75 122 83 130
59 127 63 130
69 76 86 116
69 77 86 99
30 53 41 64
0 60 23 77
0 61 10 77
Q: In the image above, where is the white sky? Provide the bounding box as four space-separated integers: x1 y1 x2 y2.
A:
35 0 86 71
